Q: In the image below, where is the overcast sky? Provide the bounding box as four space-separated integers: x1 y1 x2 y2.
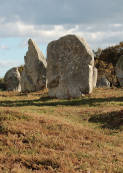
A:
0 0 123 77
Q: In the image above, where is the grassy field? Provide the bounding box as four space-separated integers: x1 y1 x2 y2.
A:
0 88 123 173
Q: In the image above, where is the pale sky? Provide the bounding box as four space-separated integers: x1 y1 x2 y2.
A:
0 0 123 77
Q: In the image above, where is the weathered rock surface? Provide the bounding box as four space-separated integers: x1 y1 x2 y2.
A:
21 39 47 92
96 76 110 88
115 55 123 86
4 67 21 91
93 67 98 88
47 34 94 99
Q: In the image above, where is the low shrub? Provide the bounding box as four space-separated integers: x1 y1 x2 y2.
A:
0 78 6 91
18 65 24 74
95 42 123 86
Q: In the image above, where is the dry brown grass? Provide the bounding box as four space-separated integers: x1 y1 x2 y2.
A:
0 88 123 173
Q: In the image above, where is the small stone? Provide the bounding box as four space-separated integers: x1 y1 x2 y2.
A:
4 67 21 92
96 76 110 88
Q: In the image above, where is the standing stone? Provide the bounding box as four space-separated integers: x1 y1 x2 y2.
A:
21 39 47 92
96 76 110 88
93 67 98 88
115 55 123 86
47 34 94 99
4 67 21 92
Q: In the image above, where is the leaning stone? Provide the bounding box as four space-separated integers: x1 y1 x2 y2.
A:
21 39 47 92
115 55 123 86
4 67 21 92
47 34 94 99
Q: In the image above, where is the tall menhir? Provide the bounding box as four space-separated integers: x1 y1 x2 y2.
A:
47 34 94 99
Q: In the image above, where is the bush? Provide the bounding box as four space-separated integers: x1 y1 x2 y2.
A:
18 65 24 74
0 78 6 91
95 42 123 87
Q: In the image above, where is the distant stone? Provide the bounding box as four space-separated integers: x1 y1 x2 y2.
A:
115 55 123 86
47 34 94 99
96 76 110 88
93 67 98 88
21 39 47 92
4 67 21 91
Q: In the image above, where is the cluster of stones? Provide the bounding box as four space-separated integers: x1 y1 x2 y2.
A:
4 34 123 98
4 39 47 93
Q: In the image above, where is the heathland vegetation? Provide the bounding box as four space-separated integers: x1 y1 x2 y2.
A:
0 88 123 172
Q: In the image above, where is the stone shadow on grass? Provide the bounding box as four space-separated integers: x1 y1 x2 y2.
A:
0 96 123 107
89 110 123 130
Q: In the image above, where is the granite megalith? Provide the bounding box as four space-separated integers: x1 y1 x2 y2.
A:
21 39 47 92
93 67 98 88
47 34 94 99
4 67 21 92
96 76 110 88
115 55 123 87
